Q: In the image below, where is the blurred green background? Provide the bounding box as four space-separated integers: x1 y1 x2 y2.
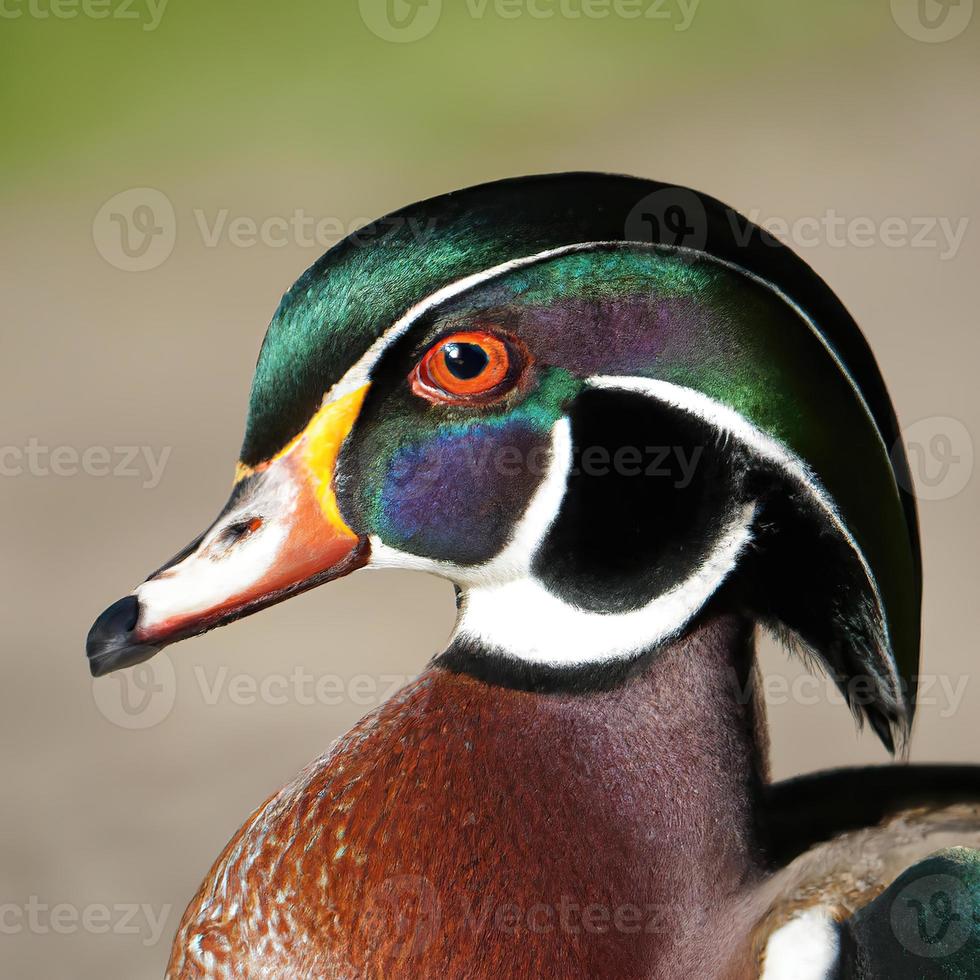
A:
1 1 978 977
0 1 932 193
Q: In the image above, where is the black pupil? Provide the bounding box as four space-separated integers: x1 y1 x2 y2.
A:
442 342 489 381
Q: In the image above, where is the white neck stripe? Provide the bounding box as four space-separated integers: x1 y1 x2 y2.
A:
455 502 757 667
587 375 897 697
367 417 572 587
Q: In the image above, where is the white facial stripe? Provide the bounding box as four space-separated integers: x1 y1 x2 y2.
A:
456 502 756 667
320 238 887 472
760 908 840 980
367 418 572 587
135 474 298 633
587 375 898 697
465 416 573 586
325 242 611 406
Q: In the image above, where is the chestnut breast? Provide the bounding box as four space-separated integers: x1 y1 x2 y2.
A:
168 634 763 980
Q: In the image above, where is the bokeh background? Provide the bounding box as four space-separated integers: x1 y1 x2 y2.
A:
2 1 978 976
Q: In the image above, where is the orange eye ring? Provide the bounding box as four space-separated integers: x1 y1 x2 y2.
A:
412 330 522 404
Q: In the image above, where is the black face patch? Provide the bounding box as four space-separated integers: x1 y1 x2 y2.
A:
532 388 747 614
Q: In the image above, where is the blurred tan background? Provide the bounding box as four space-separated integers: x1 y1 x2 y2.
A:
1 1 978 976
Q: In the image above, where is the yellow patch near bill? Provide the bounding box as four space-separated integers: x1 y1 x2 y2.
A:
300 385 370 532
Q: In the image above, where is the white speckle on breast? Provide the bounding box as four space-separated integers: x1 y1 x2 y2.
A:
761 907 840 980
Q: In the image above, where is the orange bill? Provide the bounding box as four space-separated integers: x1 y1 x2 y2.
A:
86 386 371 676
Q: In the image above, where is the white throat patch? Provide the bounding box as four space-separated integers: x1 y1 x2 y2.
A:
455 501 756 667
371 408 757 669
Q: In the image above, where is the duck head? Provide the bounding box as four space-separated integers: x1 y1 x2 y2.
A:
87 174 921 748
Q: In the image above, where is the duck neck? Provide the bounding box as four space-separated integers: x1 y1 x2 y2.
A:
435 610 770 974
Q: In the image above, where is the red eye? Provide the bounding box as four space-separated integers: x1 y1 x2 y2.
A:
412 331 522 404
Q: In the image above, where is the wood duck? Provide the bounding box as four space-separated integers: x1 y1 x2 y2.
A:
87 174 980 979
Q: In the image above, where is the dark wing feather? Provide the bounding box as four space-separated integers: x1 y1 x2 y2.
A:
763 766 980 866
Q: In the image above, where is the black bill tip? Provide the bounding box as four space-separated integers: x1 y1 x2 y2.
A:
86 595 161 677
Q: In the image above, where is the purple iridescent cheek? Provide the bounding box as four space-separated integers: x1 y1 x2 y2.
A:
378 420 550 565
